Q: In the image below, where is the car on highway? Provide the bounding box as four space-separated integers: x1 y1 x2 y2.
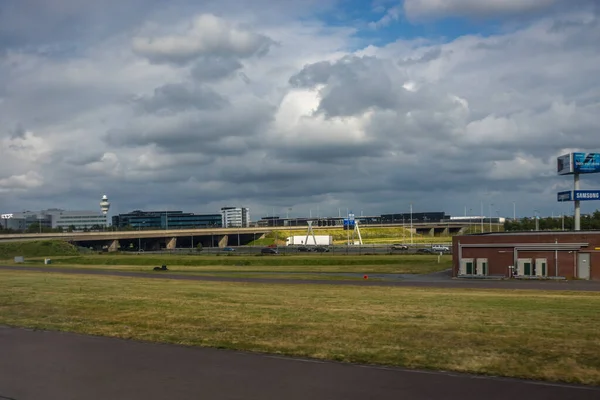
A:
416 248 435 254
431 244 450 253
297 246 310 252
313 246 329 253
261 248 279 255
222 247 235 252
391 244 409 251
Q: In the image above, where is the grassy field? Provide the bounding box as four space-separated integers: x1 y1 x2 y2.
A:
4 254 452 275
0 240 79 258
0 269 598 385
250 227 454 246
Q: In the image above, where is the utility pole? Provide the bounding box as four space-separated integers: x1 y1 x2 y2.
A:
513 201 516 220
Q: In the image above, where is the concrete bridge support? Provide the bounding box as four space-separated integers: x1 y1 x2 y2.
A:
166 237 177 250
429 228 435 237
218 235 228 248
108 240 120 252
442 227 449 235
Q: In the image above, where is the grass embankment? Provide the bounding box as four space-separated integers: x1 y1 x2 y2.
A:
6 254 452 276
0 270 598 385
250 228 453 246
0 240 78 259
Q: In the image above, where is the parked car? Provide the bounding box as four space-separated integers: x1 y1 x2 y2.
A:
261 248 279 255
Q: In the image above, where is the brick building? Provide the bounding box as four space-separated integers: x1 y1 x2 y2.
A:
452 232 600 280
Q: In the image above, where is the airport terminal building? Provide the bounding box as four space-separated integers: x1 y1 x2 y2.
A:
1 209 107 231
453 232 600 280
112 210 222 229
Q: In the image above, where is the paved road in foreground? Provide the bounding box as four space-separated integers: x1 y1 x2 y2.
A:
2 265 600 291
1 326 597 400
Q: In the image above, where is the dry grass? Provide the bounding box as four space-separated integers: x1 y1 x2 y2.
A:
0 270 599 385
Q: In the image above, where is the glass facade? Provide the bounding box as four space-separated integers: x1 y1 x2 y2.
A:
112 211 222 229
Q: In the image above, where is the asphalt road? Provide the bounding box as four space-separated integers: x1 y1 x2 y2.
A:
2 265 600 291
1 326 597 400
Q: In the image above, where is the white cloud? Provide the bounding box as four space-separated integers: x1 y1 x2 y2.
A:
132 14 275 64
0 2 599 218
0 171 44 192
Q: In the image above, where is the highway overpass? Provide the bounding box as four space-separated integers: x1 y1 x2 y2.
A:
0 222 502 251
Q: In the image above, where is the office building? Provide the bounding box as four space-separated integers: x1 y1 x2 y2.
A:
221 207 250 228
0 209 106 231
112 210 222 229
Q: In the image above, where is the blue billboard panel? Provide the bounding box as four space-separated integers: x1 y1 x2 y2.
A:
574 190 600 201
557 190 573 202
573 153 600 174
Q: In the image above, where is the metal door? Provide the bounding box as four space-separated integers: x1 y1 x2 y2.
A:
577 253 591 280
535 259 547 277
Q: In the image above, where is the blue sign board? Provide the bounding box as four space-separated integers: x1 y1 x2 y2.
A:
574 190 600 201
573 153 600 174
557 190 573 202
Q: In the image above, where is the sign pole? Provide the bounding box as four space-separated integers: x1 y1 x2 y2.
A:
574 173 581 231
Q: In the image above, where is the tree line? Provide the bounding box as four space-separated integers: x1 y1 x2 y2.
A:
504 210 600 231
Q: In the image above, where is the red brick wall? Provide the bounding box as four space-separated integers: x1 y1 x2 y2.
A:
460 247 514 276
452 232 600 280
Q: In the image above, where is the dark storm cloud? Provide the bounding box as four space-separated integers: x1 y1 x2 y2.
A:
9 123 26 139
398 48 443 65
403 0 560 20
104 100 274 152
1 1 599 220
133 83 228 114
289 56 406 117
274 141 386 163
288 60 333 87
190 56 244 81
0 0 164 51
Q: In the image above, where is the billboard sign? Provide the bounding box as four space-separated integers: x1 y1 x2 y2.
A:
557 153 573 175
573 153 600 174
557 191 573 202
1 214 13 219
574 190 600 201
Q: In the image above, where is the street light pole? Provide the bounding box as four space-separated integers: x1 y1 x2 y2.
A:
410 203 413 245
480 201 484 232
489 203 493 231
513 201 516 220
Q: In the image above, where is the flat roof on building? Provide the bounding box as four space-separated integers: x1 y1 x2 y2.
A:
462 230 600 237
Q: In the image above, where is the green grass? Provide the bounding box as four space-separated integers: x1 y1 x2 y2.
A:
0 270 599 385
6 254 451 275
0 240 79 258
250 227 454 246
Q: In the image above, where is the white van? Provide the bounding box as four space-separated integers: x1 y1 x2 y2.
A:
431 244 450 252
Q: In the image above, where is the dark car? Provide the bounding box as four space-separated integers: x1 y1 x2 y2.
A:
261 248 279 255
222 247 235 252
416 248 435 254
313 246 329 253
297 246 310 252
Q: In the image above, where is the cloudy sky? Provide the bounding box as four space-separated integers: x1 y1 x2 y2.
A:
1 0 599 220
